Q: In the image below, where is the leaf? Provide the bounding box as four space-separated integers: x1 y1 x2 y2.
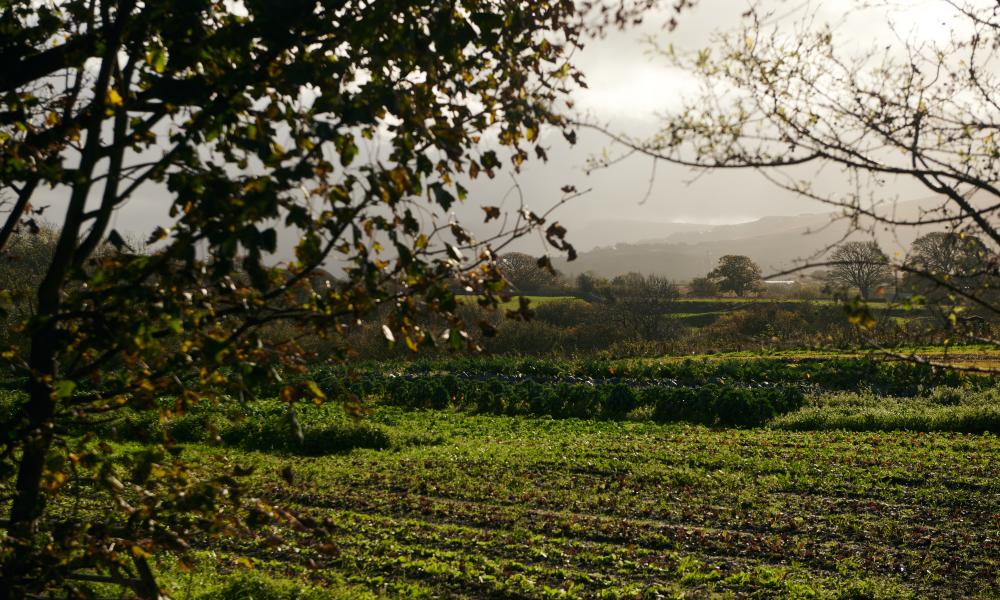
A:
482 206 500 222
446 244 464 261
479 320 497 337
404 335 419 352
545 222 567 241
279 385 298 403
106 88 124 107
304 381 327 405
107 229 132 252
147 47 167 73
295 232 322 265
431 183 455 212
381 325 395 343
337 135 358 166
450 223 471 244
52 380 76 399
146 226 168 245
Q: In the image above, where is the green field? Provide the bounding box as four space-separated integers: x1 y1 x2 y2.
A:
497 295 584 310
145 407 999 598
6 353 999 598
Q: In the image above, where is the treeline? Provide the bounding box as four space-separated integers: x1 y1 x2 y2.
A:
338 297 954 359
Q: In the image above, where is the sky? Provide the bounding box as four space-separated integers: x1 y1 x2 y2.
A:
451 0 962 252
28 0 971 258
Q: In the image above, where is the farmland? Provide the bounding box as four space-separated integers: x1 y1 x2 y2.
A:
126 405 999 599
13 354 996 599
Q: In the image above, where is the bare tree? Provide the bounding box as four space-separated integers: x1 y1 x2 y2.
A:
605 272 680 339
828 242 892 300
904 232 992 300
583 0 1000 351
687 276 719 297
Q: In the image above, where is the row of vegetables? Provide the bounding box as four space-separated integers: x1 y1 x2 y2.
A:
311 355 979 398
324 374 805 427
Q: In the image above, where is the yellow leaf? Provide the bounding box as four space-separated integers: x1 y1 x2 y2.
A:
106 89 124 107
404 335 419 352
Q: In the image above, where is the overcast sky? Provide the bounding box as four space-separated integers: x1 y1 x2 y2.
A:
33 0 966 257
453 0 960 252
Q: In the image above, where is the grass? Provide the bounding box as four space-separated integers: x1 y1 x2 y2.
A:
498 295 584 309
649 343 1000 365
772 387 1000 433
139 406 999 598
457 294 584 310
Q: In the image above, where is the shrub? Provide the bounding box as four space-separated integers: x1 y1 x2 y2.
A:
603 384 638 419
165 411 223 443
564 385 600 419
222 411 390 455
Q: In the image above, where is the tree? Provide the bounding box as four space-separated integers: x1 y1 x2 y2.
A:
605 272 679 339
904 232 991 299
707 255 763 297
687 276 718 297
576 271 605 298
585 0 1000 347
498 252 562 294
828 241 892 300
0 1 677 595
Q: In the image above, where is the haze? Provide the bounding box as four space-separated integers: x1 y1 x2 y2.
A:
33 0 963 270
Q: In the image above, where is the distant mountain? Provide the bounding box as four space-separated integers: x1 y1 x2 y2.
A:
557 198 953 281
569 219 714 252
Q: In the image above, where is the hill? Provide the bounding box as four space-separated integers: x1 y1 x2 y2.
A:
557 197 951 280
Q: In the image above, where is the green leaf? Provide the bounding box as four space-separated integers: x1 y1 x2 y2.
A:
147 47 167 73
430 183 455 211
52 380 76 399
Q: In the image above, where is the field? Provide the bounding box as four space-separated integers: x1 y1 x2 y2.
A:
28 354 994 599
148 407 999 599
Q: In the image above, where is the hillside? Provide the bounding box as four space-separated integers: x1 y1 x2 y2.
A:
557 197 952 280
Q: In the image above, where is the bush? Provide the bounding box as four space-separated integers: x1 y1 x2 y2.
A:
222 411 391 455
563 385 599 419
649 385 803 427
166 410 224 443
603 384 638 419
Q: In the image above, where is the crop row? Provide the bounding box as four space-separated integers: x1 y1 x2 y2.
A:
312 355 980 397
173 411 1000 598
363 377 805 426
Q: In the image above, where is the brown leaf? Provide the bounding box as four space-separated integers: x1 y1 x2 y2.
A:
482 206 501 222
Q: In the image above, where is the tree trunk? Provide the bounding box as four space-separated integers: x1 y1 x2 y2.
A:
3 327 58 595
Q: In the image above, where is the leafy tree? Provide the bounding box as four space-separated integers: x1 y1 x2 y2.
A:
0 1 681 595
828 241 892 300
576 271 606 298
707 255 763 297
687 276 718 297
